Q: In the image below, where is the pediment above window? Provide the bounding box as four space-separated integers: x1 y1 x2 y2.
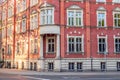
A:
97 6 106 11
113 7 120 12
22 15 27 19
40 2 54 8
67 5 82 10
30 10 37 15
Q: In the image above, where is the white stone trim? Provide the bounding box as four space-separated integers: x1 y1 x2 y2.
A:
113 11 120 28
40 25 60 35
40 7 54 25
46 36 55 53
67 35 84 53
67 9 83 26
97 35 108 53
114 36 120 53
40 36 43 59
97 10 107 27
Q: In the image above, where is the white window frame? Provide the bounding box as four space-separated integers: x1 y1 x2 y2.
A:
31 39 34 53
22 0 26 11
67 10 83 26
16 20 21 33
8 6 13 18
97 11 107 27
16 41 20 54
7 44 11 54
97 35 108 53
46 36 55 53
113 12 120 28
30 0 38 7
67 35 84 53
2 27 6 38
7 25 13 36
114 36 120 53
22 19 26 32
40 7 54 25
30 13 38 30
2 10 6 20
16 2 21 13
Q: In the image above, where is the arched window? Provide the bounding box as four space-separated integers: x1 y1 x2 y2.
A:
40 3 54 25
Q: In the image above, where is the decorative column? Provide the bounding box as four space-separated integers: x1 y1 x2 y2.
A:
38 35 44 71
55 34 61 71
40 35 43 59
56 34 60 58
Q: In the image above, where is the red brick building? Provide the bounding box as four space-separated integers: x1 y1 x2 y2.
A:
1 0 120 71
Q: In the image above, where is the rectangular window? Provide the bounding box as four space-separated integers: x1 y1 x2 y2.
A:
34 39 38 53
48 62 54 71
7 25 12 36
68 37 83 53
22 42 25 54
47 38 55 53
22 0 26 11
22 19 26 32
2 11 6 20
7 44 11 54
16 2 21 13
101 62 106 71
40 9 53 25
68 62 74 71
30 0 38 6
8 7 13 18
115 38 120 53
77 62 83 71
98 38 106 53
30 14 38 30
31 40 34 53
114 13 120 27
17 42 20 54
16 21 21 33
97 12 106 27
68 10 83 26
2 28 6 38
117 62 120 71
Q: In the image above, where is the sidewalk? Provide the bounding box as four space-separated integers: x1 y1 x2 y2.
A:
0 68 120 76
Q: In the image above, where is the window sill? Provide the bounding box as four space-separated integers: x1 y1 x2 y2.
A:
97 26 107 28
46 52 56 54
97 52 108 54
114 52 120 54
66 25 84 28
40 24 55 26
113 27 120 28
112 2 120 4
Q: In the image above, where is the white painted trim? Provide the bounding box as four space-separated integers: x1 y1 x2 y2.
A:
40 7 54 25
114 36 120 53
97 35 108 53
67 35 84 53
67 9 83 26
46 36 55 53
97 11 107 27
113 12 120 28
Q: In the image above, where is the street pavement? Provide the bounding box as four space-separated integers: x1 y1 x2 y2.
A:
0 69 120 80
